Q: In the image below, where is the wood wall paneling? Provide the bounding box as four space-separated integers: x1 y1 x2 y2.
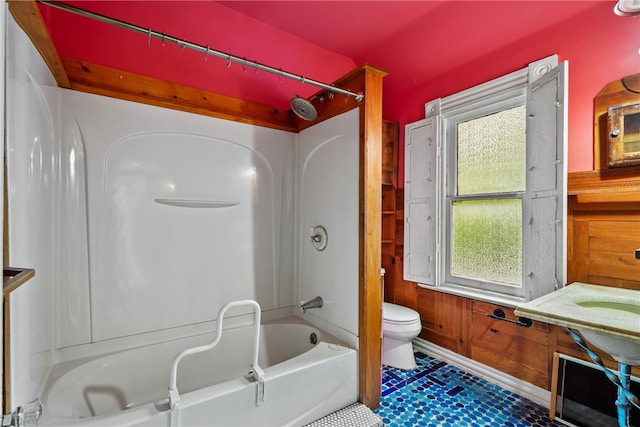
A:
417 287 471 356
391 259 417 309
471 301 549 389
567 169 640 291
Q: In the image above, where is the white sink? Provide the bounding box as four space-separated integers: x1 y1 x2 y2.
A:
515 283 640 365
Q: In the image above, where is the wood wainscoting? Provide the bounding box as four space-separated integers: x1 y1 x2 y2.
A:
567 167 640 290
384 168 640 391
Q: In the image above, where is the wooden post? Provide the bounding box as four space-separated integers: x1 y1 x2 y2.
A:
359 65 386 408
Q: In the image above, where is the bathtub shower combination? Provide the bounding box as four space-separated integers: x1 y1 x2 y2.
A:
7 17 361 427
39 311 357 426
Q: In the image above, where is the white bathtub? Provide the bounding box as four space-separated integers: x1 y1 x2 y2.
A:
38 316 358 426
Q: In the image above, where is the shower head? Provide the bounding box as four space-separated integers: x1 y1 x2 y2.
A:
290 96 318 121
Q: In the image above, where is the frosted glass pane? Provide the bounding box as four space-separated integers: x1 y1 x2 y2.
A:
452 199 522 286
457 105 526 195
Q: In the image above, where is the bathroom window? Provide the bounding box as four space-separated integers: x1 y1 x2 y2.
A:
404 56 567 305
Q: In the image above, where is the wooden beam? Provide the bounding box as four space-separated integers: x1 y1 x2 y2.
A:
61 58 296 132
7 0 70 88
357 64 387 409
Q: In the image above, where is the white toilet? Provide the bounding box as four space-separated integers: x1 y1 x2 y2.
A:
382 302 422 370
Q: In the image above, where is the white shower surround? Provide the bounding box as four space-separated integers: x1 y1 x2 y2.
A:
72 91 295 343
5 12 360 415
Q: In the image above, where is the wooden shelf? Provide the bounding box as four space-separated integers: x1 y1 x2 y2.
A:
3 267 35 297
568 168 640 195
382 121 399 187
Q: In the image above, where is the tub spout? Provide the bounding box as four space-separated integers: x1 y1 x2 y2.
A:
299 296 323 314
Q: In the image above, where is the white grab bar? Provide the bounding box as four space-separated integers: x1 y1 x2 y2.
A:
168 299 263 422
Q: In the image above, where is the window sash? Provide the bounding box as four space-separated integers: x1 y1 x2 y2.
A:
442 96 526 298
444 196 524 297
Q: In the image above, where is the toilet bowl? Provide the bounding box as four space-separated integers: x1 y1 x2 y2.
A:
382 302 422 370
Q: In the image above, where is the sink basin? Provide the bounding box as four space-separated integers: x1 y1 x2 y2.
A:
515 283 640 365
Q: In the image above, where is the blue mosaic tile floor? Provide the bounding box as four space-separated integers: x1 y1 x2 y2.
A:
374 351 565 427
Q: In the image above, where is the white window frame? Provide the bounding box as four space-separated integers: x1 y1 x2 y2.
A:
404 55 567 306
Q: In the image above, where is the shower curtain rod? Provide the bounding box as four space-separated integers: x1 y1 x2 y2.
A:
38 1 365 103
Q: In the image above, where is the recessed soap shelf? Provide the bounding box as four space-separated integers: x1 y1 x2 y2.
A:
154 199 239 208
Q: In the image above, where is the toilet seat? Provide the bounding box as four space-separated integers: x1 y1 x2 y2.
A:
383 302 420 325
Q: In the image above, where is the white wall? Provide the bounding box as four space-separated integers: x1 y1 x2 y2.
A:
64 91 296 344
5 12 59 407
296 110 360 347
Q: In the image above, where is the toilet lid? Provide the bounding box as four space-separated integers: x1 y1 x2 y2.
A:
383 302 419 324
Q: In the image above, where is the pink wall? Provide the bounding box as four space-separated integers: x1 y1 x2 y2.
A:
40 1 356 111
38 1 638 175
385 2 640 184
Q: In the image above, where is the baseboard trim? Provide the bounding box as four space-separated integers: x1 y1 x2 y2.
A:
412 338 551 408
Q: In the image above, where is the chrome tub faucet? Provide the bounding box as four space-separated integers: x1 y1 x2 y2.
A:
299 296 323 314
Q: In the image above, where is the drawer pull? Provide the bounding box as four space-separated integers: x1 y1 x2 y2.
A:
487 308 532 328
